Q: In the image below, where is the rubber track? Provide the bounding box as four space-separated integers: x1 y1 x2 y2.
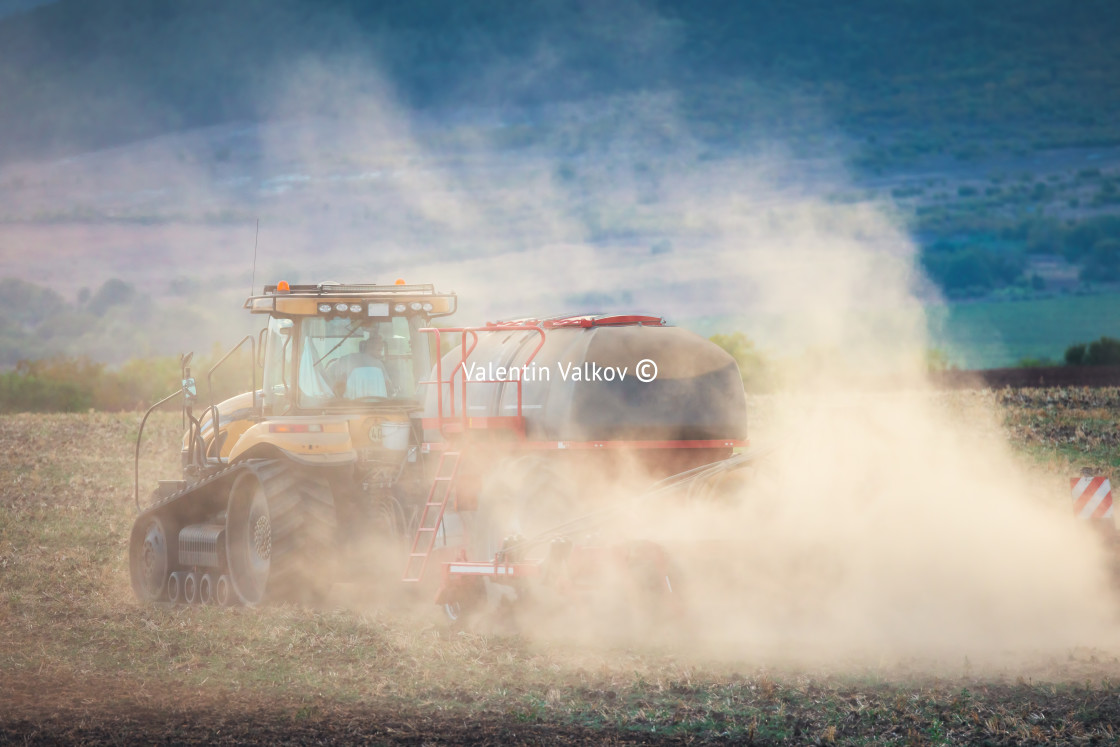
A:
131 459 337 604
134 462 247 539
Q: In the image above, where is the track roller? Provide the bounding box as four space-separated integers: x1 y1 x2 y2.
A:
198 573 214 605
215 574 232 606
167 572 183 604
183 572 199 604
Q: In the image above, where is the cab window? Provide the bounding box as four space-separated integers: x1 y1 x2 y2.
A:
261 317 293 414
295 315 430 408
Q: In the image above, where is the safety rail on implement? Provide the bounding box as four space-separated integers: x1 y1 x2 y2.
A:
419 323 548 439
418 317 747 452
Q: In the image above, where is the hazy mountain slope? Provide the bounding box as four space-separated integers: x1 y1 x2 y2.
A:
1 0 1118 163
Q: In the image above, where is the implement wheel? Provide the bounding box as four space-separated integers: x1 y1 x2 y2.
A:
129 514 175 603
225 460 337 606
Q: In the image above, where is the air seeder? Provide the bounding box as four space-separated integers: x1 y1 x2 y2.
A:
129 281 751 619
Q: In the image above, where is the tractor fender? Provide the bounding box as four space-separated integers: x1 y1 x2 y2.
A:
227 420 357 465
195 391 258 460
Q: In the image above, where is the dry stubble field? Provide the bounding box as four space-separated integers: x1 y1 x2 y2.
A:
2 389 1120 745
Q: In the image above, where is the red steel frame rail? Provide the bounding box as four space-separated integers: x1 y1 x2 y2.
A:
419 325 548 438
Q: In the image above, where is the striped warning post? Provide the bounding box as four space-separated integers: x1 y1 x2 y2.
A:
1071 475 1113 520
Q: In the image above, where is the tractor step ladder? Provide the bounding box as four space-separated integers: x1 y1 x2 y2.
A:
402 450 461 583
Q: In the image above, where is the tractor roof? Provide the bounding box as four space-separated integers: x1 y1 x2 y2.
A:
492 314 667 328
244 281 457 317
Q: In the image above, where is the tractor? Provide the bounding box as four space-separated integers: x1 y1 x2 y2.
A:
129 280 750 615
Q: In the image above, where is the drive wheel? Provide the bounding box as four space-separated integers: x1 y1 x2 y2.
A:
129 514 175 603
225 460 337 605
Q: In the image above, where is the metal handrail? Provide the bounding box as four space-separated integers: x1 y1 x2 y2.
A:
419 325 547 436
134 387 183 512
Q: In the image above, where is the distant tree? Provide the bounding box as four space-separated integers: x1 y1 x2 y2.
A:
709 331 771 390
1081 238 1120 282
1025 218 1063 255
1086 336 1120 365
921 246 1024 295
1065 337 1120 366
87 278 136 316
1065 223 1103 260
926 348 953 373
0 278 67 325
0 356 101 413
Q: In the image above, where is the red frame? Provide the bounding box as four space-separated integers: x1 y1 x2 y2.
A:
420 324 547 439
414 320 747 602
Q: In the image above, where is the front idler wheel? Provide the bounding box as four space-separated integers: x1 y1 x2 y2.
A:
129 515 174 603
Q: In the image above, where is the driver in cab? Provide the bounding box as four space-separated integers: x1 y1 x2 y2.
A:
329 329 390 399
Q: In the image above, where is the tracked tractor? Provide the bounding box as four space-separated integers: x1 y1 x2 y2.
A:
129 280 751 613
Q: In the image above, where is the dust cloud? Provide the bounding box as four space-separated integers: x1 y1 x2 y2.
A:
637 395 1120 668
5 6 1117 672
467 171 1120 668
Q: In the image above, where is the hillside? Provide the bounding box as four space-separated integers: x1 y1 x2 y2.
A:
2 0 1120 368
1 0 1118 164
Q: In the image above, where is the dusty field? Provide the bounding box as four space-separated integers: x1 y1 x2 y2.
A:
3 392 1120 744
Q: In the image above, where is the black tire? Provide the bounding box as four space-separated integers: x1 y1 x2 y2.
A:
225 460 337 606
129 514 176 603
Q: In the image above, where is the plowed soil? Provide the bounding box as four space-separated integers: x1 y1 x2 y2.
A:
4 404 1120 745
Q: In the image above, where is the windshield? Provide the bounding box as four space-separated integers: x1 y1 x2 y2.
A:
296 315 430 408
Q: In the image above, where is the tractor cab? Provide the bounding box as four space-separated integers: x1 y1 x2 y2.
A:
250 282 457 416
181 281 458 470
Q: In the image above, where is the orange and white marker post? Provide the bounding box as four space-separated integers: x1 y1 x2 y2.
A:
1071 473 1113 521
